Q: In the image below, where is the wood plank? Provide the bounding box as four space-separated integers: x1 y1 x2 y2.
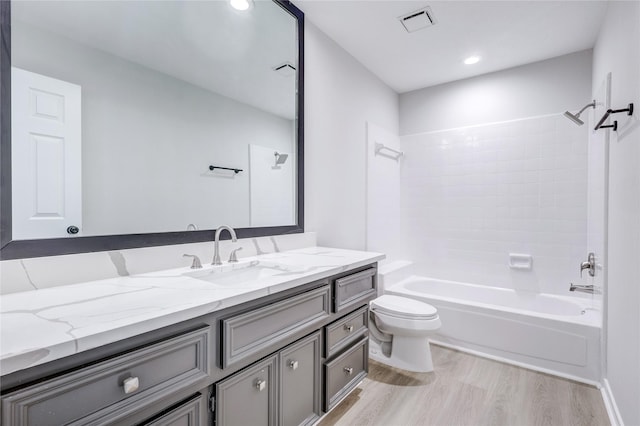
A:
319 345 610 426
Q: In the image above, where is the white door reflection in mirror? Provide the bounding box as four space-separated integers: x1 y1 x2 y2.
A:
11 67 82 239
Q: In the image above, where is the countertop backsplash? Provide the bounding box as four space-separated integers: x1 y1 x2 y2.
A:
0 232 317 295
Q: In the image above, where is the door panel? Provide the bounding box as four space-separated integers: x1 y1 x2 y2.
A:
11 67 82 239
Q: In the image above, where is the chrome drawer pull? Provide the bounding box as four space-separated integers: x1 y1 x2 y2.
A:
122 376 140 394
344 324 354 332
255 379 266 391
343 367 353 375
289 360 299 370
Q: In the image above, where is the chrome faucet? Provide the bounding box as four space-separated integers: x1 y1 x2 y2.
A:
212 225 237 265
570 283 601 295
580 252 595 277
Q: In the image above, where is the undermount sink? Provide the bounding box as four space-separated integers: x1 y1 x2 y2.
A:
184 260 304 287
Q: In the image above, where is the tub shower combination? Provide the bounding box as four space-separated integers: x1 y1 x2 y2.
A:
386 276 601 384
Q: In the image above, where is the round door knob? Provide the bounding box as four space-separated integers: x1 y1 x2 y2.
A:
123 376 140 394
67 226 79 235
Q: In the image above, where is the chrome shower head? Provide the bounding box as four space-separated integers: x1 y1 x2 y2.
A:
564 111 584 126
563 100 596 126
274 152 288 165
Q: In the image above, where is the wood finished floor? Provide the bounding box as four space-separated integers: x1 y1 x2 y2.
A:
319 344 609 426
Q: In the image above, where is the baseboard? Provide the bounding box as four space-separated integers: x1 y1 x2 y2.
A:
601 378 624 426
430 340 602 388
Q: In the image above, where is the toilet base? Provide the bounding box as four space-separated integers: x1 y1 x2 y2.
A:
369 335 435 373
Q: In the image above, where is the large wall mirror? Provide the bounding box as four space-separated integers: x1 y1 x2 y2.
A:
0 0 304 260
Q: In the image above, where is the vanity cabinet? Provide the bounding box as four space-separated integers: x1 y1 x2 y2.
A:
215 331 321 426
1 263 378 426
215 353 278 426
1 327 211 426
143 393 208 426
279 333 322 426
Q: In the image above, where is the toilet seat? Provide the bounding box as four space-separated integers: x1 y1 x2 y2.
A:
370 295 438 320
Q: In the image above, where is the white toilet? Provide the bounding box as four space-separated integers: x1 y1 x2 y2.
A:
368 294 441 373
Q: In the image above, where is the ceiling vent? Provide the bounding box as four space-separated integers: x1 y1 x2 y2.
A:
273 62 296 77
398 6 436 33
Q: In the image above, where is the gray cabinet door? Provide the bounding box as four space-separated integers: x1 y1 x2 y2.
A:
215 354 278 426
144 393 208 426
279 332 321 426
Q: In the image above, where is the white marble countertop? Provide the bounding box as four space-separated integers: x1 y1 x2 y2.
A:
0 246 384 376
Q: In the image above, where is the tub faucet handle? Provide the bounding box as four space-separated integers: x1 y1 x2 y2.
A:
580 252 595 278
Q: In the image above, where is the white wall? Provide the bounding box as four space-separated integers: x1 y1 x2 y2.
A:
304 22 399 250
400 50 593 135
592 2 640 425
365 122 402 255
13 23 294 236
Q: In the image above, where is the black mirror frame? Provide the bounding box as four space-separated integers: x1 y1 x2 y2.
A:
0 0 304 260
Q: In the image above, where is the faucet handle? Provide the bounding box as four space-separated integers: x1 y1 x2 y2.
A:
228 247 243 263
183 254 202 269
580 252 596 278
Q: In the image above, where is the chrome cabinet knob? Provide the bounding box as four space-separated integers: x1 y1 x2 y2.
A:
344 324 354 332
289 360 299 370
343 367 353 375
255 379 266 391
123 376 140 394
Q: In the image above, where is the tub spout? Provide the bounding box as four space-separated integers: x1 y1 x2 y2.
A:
569 283 601 295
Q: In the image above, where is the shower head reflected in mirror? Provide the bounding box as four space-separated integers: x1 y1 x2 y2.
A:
273 152 288 169
564 100 596 126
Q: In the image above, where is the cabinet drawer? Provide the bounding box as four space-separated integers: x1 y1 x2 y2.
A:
144 393 208 426
323 336 368 412
221 285 330 368
215 354 278 426
2 327 210 426
333 268 376 313
325 306 368 358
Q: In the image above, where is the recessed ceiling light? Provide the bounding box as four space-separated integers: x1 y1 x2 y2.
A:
464 56 481 65
230 0 252 11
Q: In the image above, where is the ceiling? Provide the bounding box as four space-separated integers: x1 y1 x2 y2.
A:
12 1 298 119
294 0 608 93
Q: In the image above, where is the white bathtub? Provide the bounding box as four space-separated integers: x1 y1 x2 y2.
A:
387 276 602 385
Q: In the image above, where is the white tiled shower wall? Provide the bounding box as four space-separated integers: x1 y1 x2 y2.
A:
398 114 588 295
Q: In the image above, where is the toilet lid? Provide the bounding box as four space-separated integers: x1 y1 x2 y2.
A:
370 295 438 320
